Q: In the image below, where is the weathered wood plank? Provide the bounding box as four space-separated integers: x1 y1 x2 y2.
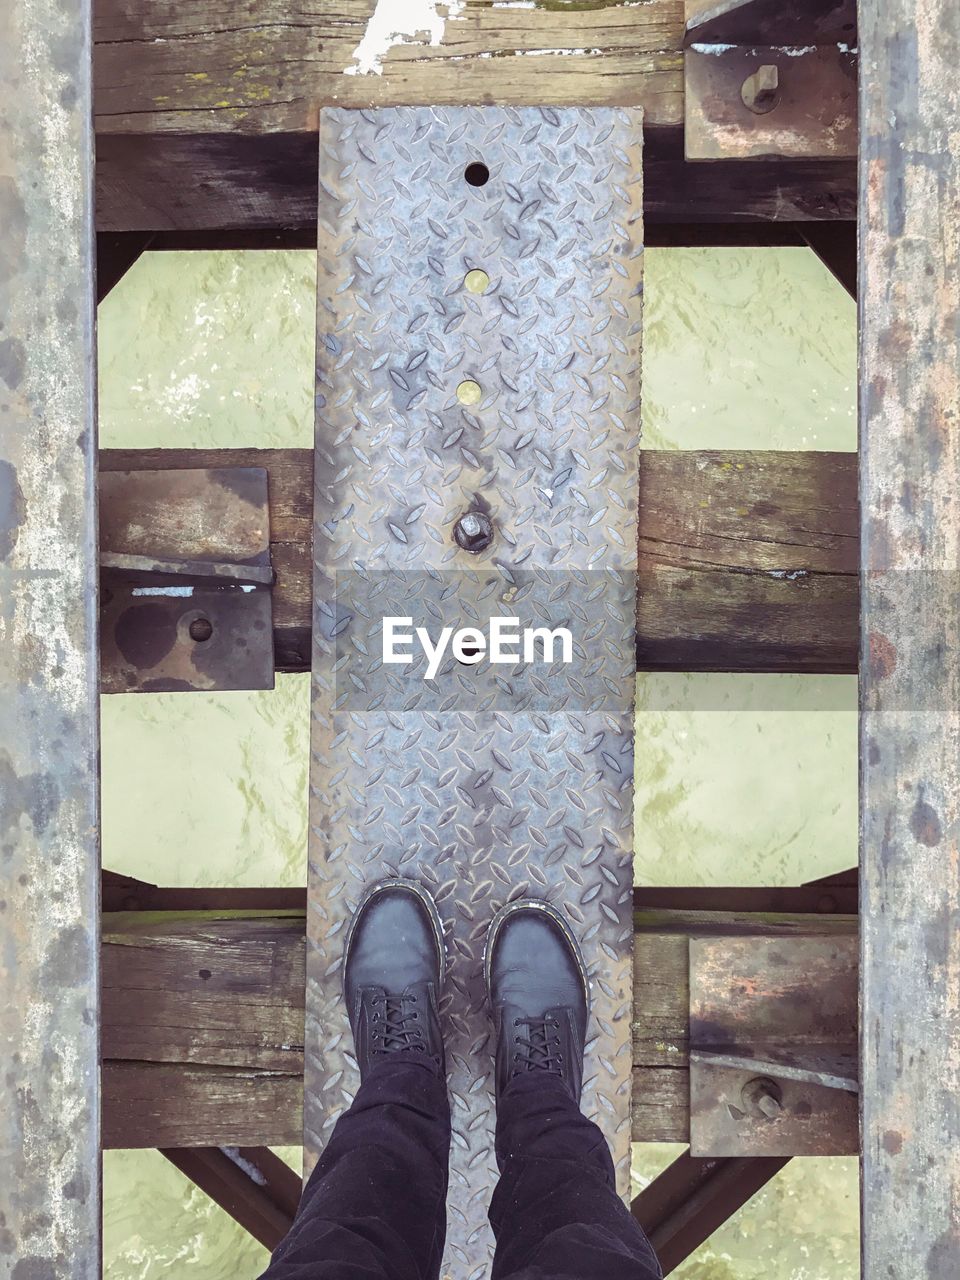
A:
636 449 858 671
90 0 856 231
859 0 960 1272
102 1062 304 1149
94 130 857 234
100 910 856 1148
101 915 304 1071
94 0 683 132
99 447 858 674
100 448 312 669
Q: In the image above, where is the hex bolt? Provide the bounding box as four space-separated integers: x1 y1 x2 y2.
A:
741 1076 783 1119
453 511 494 554
741 64 780 115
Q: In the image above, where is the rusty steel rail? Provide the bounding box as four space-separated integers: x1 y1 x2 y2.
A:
859 0 960 1273
0 0 101 1271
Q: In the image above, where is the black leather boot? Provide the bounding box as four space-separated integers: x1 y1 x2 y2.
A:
343 877 446 1080
484 898 590 1103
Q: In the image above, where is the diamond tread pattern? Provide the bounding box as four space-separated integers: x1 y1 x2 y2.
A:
307 105 644 1276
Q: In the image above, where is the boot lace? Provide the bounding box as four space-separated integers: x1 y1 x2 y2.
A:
370 992 426 1057
513 1016 563 1076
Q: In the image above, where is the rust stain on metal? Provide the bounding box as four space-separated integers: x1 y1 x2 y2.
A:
689 935 858 1157
684 43 857 160
99 469 275 693
882 1129 903 1155
910 793 943 848
867 631 897 679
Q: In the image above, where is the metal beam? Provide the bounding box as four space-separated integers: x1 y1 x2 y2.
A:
97 223 851 254
859 0 960 1273
160 1147 300 1252
0 0 100 1271
96 231 154 302
631 1149 789 1275
800 223 857 298
100 874 858 916
684 0 856 45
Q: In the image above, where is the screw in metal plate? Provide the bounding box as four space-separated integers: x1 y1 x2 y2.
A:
453 511 494 554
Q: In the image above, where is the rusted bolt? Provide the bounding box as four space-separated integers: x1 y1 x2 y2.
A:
453 511 494 554
741 1076 783 1119
741 64 780 115
189 616 214 643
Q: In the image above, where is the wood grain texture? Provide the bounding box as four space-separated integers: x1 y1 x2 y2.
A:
94 0 684 136
102 1062 304 1148
159 1147 300 1250
89 0 855 231
94 130 856 232
100 447 858 674
101 914 304 1071
859 1 960 1272
636 449 857 671
100 910 855 1148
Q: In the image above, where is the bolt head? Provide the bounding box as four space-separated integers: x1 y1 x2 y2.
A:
453 511 494 554
741 64 780 115
741 1075 783 1119
757 1092 783 1119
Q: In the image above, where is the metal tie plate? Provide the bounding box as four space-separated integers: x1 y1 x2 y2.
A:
99 467 275 693
307 105 643 1273
689 934 859 1157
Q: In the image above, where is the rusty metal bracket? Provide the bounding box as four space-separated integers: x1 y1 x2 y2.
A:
683 0 857 160
99 468 275 692
689 934 858 1156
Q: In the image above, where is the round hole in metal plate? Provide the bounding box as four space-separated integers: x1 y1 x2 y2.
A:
464 162 489 187
456 380 482 406
456 643 483 667
464 269 490 294
189 616 214 643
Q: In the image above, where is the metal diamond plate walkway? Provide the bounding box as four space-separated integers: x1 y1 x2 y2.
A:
306 105 644 1275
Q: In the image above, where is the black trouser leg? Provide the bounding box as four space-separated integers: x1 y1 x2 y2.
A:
489 1074 662 1280
259 1059 450 1280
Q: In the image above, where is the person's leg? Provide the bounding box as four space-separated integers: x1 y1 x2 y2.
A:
484 900 661 1280
260 1059 449 1280
490 1074 660 1279
260 879 450 1280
